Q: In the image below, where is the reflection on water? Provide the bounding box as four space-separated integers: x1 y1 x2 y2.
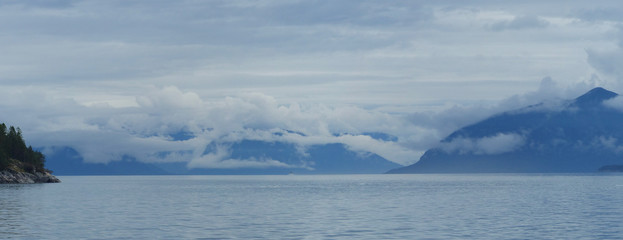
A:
1 174 622 239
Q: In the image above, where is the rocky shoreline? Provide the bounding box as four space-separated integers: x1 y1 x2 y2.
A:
0 170 61 184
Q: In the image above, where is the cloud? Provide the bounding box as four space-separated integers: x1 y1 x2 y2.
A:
2 85 424 167
587 49 623 78
575 7 623 22
136 85 203 110
0 1 621 169
440 133 525 155
603 96 623 111
0 0 609 102
0 0 76 9
489 15 549 31
583 22 623 88
2 75 601 169
586 37 623 88
591 136 623 153
277 133 424 166
186 144 296 169
267 1 432 26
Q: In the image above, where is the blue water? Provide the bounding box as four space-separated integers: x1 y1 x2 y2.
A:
1 174 623 239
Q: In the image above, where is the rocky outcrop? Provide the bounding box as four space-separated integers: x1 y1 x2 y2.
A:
0 170 61 184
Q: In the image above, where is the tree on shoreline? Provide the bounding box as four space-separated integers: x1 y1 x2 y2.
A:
0 123 46 173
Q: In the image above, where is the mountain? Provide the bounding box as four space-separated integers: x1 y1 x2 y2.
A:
44 147 168 175
598 165 623 172
388 87 623 173
45 140 400 175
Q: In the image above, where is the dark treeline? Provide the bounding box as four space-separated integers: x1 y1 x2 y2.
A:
0 123 46 173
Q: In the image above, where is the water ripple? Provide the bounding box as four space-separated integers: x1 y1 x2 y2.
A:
1 174 622 239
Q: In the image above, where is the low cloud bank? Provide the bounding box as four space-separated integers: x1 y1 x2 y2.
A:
439 133 526 155
5 86 425 167
0 79 596 169
187 144 297 169
604 96 623 111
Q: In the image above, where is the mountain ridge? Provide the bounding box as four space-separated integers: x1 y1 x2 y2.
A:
388 87 623 173
45 140 400 175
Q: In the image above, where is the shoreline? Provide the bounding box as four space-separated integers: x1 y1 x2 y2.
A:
0 170 61 184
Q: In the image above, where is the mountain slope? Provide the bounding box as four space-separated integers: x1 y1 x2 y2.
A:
45 140 400 175
44 147 169 175
157 140 401 175
389 87 623 173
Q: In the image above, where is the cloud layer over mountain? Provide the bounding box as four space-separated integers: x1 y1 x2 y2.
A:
2 1 623 168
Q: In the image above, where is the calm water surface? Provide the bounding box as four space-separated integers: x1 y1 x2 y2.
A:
1 174 622 239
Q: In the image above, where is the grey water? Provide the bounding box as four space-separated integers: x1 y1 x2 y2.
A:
1 174 623 239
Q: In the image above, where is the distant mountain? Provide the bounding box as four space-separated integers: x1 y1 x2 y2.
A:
44 147 168 175
45 140 400 175
598 165 623 172
388 87 623 173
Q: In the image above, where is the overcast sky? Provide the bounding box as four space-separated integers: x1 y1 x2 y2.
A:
2 0 623 167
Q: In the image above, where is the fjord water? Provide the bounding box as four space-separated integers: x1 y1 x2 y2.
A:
1 174 622 239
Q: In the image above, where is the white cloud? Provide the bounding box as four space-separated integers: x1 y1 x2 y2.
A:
0 1 622 169
603 96 623 111
0 75 604 169
12 80 595 167
191 157 295 169
592 136 623 153
136 86 203 110
186 144 305 169
440 133 526 155
2 86 423 167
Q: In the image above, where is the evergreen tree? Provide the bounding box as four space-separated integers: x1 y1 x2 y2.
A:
0 124 6 169
0 123 47 173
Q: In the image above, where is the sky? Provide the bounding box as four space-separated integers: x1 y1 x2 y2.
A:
2 0 623 168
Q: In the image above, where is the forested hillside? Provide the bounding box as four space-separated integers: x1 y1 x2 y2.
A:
0 123 47 173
